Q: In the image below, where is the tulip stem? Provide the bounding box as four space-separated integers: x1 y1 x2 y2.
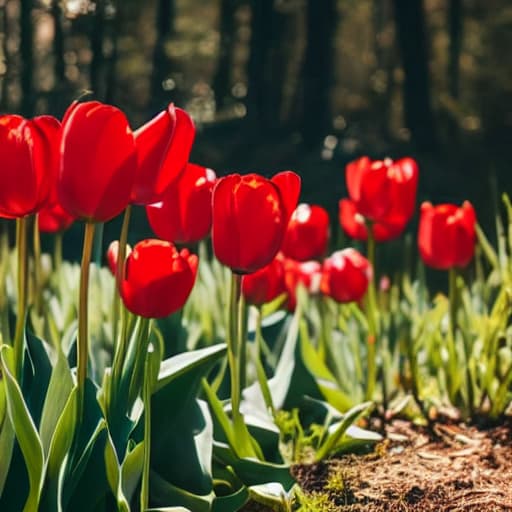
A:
77 221 96 418
364 222 379 403
112 206 132 372
254 306 275 416
228 273 242 418
33 215 43 316
53 232 63 276
14 216 29 379
140 347 152 512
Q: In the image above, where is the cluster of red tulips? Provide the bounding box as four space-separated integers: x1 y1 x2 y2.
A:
0 100 478 325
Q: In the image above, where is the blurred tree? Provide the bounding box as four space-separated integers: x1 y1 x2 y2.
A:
247 0 276 129
393 0 436 149
213 0 237 110
51 0 65 84
1 4 9 111
301 0 337 147
90 0 105 99
20 0 34 116
448 0 462 99
150 0 176 111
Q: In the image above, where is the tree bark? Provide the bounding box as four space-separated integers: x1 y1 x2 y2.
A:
393 0 436 149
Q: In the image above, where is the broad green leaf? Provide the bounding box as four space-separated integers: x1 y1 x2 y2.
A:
120 441 144 505
0 345 45 511
39 348 73 455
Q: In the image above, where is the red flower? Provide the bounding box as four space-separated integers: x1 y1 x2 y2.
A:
132 104 195 205
59 101 138 222
106 240 132 276
345 156 418 228
338 199 406 242
283 258 322 311
0 114 60 218
212 171 301 274
281 203 330 261
38 202 75 233
320 249 372 303
242 254 285 306
120 239 198 318
146 163 216 245
418 201 476 270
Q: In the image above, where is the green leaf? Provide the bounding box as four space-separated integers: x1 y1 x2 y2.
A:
39 348 73 455
42 386 77 511
0 345 45 511
148 345 226 508
315 401 373 460
120 441 144 505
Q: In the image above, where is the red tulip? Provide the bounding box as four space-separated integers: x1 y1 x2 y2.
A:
345 156 418 228
59 101 138 223
338 198 406 242
0 114 60 218
320 249 372 303
242 254 285 306
281 203 330 261
146 163 216 245
106 240 132 276
38 201 75 233
418 201 476 270
283 258 322 311
132 104 195 205
212 171 301 274
120 239 198 318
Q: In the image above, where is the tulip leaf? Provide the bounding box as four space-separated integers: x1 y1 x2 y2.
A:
43 386 77 511
211 485 249 512
147 345 226 508
120 441 144 505
0 345 45 512
39 347 73 455
0 385 15 496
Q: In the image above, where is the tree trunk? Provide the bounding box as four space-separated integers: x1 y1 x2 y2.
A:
90 0 105 100
246 0 274 128
150 0 175 111
213 0 236 111
301 0 337 147
393 0 436 149
448 0 462 99
20 0 34 116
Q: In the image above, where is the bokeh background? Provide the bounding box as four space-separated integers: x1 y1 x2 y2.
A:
2 0 511 249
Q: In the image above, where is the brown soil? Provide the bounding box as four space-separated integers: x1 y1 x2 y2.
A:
291 419 512 511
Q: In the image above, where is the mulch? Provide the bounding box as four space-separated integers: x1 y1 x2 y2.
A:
291 419 512 511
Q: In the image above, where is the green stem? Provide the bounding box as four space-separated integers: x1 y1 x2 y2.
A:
14 217 29 379
227 273 242 421
364 222 379 402
53 232 63 275
140 348 152 512
77 222 96 418
238 287 247 391
112 205 131 353
110 206 132 408
92 221 104 266
254 306 275 416
447 267 459 404
33 215 42 315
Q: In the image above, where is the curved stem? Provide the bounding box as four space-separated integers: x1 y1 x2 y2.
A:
77 222 96 417
14 216 29 379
